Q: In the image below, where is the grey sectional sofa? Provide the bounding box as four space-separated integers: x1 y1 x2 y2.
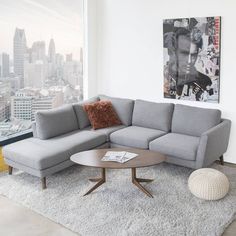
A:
3 95 231 189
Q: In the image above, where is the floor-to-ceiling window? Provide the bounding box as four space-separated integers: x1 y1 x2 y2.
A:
0 0 84 141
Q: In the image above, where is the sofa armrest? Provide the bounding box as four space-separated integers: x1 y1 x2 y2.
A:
31 122 38 138
196 119 231 168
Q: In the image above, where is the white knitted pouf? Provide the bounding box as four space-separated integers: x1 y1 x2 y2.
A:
188 168 229 200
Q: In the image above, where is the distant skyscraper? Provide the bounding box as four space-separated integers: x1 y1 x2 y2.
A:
31 41 46 63
48 38 56 63
66 53 73 62
13 28 27 79
55 53 64 67
25 47 32 63
2 53 10 77
24 61 45 88
63 61 80 87
55 53 64 80
48 38 56 79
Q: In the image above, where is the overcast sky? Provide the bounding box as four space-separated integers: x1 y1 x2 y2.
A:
0 0 83 60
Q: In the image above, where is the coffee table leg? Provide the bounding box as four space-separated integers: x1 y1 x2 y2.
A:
131 168 154 198
84 168 106 196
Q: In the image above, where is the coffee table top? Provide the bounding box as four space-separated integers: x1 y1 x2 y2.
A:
70 148 166 169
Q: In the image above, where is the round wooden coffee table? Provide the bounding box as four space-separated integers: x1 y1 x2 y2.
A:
70 148 166 198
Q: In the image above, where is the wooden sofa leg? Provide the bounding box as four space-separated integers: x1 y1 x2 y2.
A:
8 166 13 175
219 155 224 165
41 177 47 190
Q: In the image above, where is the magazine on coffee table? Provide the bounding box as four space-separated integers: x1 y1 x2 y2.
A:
101 151 138 163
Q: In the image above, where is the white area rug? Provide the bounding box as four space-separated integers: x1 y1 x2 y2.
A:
0 163 236 236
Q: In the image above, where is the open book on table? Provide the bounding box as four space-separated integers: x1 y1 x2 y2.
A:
101 151 138 163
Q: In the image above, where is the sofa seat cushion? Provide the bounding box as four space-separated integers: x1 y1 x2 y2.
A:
110 126 166 149
85 125 126 141
3 130 106 170
149 133 200 161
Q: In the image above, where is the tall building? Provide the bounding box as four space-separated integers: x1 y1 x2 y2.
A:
11 91 33 120
2 53 10 77
24 60 46 88
63 61 78 87
55 53 64 80
48 39 56 79
66 53 73 62
48 38 56 63
24 41 47 88
31 41 46 63
13 28 27 79
55 53 64 67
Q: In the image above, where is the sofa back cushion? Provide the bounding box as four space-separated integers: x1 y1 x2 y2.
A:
132 100 174 132
172 104 221 136
73 96 99 129
99 95 134 126
35 105 79 140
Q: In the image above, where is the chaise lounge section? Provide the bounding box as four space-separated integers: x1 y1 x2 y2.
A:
2 95 231 189
3 104 110 189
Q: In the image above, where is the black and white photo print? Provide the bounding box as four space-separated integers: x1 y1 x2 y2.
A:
163 17 221 103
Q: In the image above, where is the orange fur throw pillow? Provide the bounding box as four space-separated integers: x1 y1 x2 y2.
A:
83 100 122 129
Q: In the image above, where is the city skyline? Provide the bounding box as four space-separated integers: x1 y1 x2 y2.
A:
0 25 84 139
0 0 83 60
0 0 84 139
1 28 81 65
1 26 83 87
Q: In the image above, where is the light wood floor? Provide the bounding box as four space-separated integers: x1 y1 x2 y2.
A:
0 162 235 236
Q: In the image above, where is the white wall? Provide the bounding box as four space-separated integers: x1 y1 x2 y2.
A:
95 0 236 163
83 0 98 98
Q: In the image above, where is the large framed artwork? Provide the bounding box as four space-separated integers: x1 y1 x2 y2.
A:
163 17 221 103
